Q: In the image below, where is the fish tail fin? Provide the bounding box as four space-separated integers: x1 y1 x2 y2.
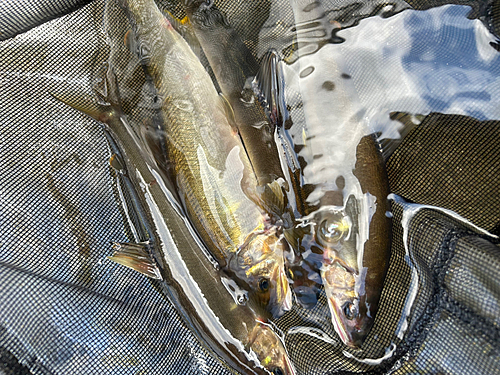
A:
108 241 163 280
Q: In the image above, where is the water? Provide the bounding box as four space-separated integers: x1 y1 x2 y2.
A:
1 1 499 374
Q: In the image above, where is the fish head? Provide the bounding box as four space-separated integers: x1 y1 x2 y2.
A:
305 192 389 348
247 321 296 375
316 201 374 348
293 197 374 347
284 205 357 309
321 262 373 348
230 231 292 319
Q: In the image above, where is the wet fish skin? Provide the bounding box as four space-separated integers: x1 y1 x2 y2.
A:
185 0 288 193
52 62 294 374
275 0 392 348
121 0 292 321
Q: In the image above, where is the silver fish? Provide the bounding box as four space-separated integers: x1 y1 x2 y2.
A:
52 61 295 375
120 0 292 320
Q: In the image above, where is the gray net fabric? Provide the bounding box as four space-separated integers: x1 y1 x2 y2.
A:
0 0 92 41
387 113 500 234
1 0 499 374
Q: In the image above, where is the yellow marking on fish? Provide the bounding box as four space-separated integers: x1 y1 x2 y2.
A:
230 303 239 311
179 16 190 25
262 356 272 366
163 9 191 26
246 261 270 277
336 218 351 234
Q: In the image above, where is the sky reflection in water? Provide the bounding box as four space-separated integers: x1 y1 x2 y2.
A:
336 4 500 140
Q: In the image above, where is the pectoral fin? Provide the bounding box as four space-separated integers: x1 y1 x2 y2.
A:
219 93 237 131
258 179 286 217
108 241 162 280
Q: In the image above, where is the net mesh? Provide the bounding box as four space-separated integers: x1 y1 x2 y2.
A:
0 0 499 374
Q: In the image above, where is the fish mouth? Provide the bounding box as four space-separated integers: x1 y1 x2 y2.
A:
328 296 368 348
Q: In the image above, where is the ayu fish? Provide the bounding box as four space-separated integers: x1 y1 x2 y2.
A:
52 62 294 375
185 1 319 316
182 1 304 226
262 0 392 348
184 0 286 189
120 0 291 324
182 0 300 319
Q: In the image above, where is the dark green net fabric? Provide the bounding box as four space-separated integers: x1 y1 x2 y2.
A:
0 0 499 374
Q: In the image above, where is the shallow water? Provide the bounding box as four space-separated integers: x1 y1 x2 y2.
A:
103 1 499 372
0 1 499 374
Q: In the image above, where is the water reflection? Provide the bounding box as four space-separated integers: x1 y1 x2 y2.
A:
1 0 499 374
334 4 500 137
104 0 500 371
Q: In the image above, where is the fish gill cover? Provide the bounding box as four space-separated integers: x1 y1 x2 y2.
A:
0 0 499 375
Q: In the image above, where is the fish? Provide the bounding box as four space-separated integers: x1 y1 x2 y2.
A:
184 1 319 316
51 61 295 375
119 0 292 319
184 0 286 189
253 0 392 348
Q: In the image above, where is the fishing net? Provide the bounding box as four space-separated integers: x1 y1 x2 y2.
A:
0 0 499 374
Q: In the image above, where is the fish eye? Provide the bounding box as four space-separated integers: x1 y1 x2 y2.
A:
201 0 213 8
318 214 348 244
342 301 357 320
259 278 270 292
237 294 247 305
272 368 285 375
